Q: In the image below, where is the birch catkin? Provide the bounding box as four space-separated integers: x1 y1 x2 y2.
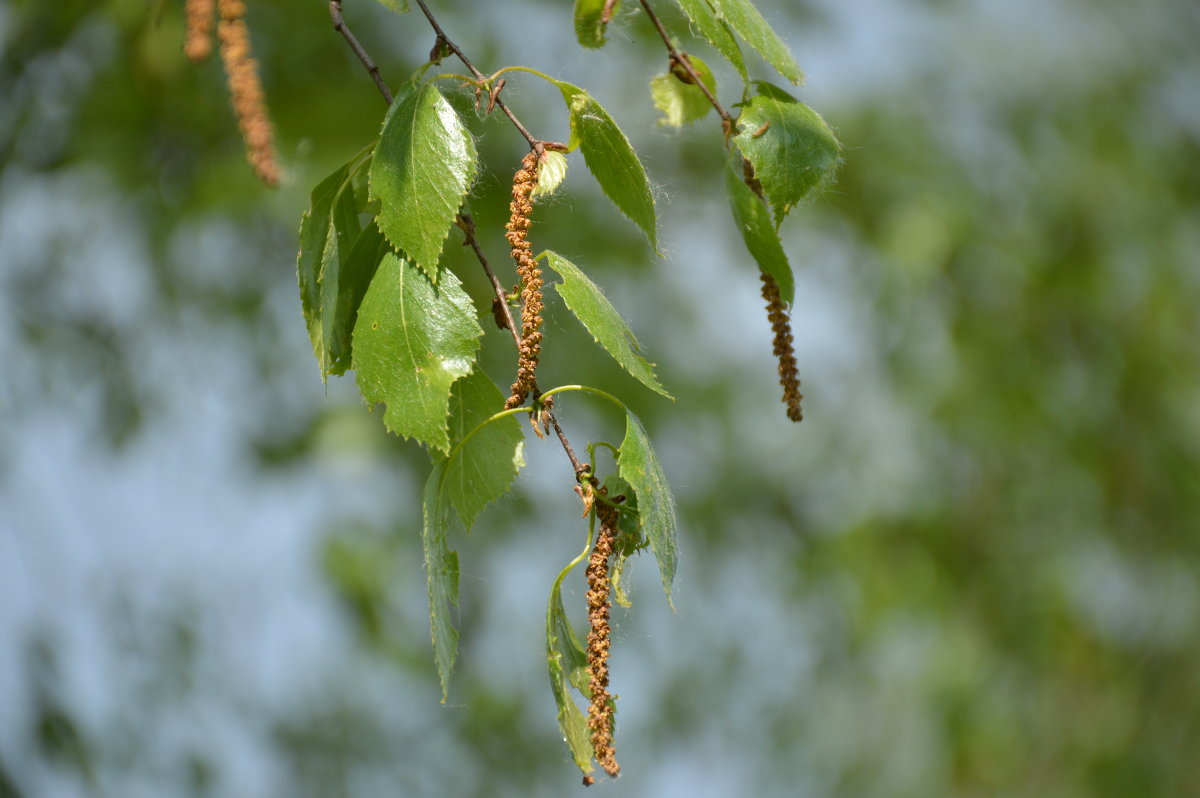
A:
184 0 216 62
504 151 543 409
586 499 621 778
217 0 279 187
761 271 803 422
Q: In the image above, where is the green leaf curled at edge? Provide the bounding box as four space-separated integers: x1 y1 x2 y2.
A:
673 0 747 82
531 151 568 199
617 411 678 607
553 80 659 252
369 80 477 280
708 0 803 84
324 221 389 377
546 531 596 775
542 251 672 398
422 461 460 702
298 163 350 378
441 370 525 531
734 81 842 228
574 0 621 48
650 54 718 127
372 0 409 11
298 154 385 380
726 157 794 304
351 253 482 453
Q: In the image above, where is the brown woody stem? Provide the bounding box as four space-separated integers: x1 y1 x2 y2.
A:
329 0 393 104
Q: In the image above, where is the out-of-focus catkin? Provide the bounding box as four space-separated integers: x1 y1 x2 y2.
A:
586 498 621 779
761 272 803 422
216 0 279 187
184 0 216 61
504 151 543 409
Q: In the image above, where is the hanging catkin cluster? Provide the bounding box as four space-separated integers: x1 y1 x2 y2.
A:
504 151 543 409
761 272 803 422
586 497 621 779
184 0 216 61
215 0 279 186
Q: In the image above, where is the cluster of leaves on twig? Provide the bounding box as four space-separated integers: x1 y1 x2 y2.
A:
186 0 838 782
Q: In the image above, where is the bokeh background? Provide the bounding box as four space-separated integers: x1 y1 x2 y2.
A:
2 0 1198 796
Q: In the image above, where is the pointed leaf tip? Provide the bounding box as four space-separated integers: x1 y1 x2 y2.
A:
617 411 678 607
554 81 659 251
544 251 671 398
370 81 477 279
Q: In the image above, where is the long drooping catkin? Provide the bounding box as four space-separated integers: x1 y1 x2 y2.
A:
760 272 803 422
504 151 543 409
184 0 216 61
217 0 279 187
586 499 621 778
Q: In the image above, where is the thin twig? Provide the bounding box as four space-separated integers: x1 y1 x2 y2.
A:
457 213 521 349
331 0 589 479
637 0 733 129
329 0 393 104
412 0 542 151
456 219 589 477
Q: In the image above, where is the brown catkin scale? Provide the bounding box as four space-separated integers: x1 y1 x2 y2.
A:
761 272 803 422
217 0 280 187
586 497 621 779
184 0 216 61
504 151 543 409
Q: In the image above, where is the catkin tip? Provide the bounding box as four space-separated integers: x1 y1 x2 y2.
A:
217 0 280 187
184 0 216 61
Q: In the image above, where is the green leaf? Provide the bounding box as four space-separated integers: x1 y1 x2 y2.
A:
726 157 794 304
370 80 477 280
422 461 460 702
352 253 482 452
546 537 595 774
531 151 568 199
542 251 671 398
650 54 717 127
733 81 841 227
372 0 408 14
298 155 384 380
442 370 525 531
554 81 658 251
602 475 645 609
325 221 390 376
674 0 747 82
618 411 678 607
298 163 350 378
708 0 803 84
574 0 620 48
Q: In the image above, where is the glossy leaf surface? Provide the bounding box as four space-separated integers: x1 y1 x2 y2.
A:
442 370 524 531
734 81 841 227
370 81 477 279
351 254 481 453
